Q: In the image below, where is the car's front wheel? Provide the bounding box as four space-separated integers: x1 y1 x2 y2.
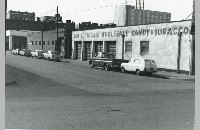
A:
105 64 110 71
121 67 125 73
136 69 141 76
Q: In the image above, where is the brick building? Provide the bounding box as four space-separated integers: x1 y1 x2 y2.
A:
114 5 171 26
6 10 35 21
27 28 65 52
27 20 76 58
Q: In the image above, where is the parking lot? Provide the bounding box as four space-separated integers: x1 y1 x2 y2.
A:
6 51 195 130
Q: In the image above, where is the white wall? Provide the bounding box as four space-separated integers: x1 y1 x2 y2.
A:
72 20 192 71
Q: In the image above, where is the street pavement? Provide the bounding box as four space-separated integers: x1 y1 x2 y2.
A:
5 51 195 130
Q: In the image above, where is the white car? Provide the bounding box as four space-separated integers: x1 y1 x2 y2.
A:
11 48 20 55
31 50 44 58
120 57 158 75
43 50 61 61
19 49 26 56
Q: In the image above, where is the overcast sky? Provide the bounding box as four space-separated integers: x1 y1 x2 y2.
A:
7 0 193 24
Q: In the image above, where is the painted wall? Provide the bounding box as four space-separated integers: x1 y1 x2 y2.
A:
72 20 192 72
27 28 64 52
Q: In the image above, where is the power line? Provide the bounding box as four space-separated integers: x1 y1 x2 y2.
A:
184 12 193 20
59 0 135 15
35 9 57 17
34 0 135 17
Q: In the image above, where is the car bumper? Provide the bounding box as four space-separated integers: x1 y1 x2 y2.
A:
111 65 120 68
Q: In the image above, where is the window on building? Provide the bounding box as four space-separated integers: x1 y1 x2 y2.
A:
48 41 49 45
52 41 54 45
39 41 41 45
140 41 149 56
32 41 34 45
43 41 45 45
35 41 37 45
125 41 132 52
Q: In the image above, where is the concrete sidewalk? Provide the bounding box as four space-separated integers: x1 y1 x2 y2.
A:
61 59 195 81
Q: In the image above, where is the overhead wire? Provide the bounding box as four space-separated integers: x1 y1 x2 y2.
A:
59 0 135 14
184 12 193 20
34 0 135 17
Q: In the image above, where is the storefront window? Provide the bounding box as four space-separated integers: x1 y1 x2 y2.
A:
125 41 132 52
140 41 149 56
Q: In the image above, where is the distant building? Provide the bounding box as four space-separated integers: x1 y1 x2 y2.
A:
27 28 65 52
39 14 62 23
6 30 40 50
100 23 117 28
6 10 35 21
27 20 75 58
39 16 55 22
76 22 116 30
114 5 171 26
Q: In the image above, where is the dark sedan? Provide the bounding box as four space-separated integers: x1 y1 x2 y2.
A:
24 50 32 57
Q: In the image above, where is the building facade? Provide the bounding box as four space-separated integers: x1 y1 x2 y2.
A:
6 10 35 21
6 30 40 50
27 28 65 52
72 20 192 74
114 5 171 26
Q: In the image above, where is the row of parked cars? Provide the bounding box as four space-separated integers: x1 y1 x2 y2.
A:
89 52 158 76
11 48 62 62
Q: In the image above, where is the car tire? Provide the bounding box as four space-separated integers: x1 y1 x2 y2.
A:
121 67 125 73
48 57 51 61
90 62 94 68
105 64 110 71
136 69 141 76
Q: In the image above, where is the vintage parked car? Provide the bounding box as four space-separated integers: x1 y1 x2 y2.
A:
24 50 32 57
19 49 27 56
31 50 44 59
43 50 61 61
89 52 129 71
11 48 20 55
120 57 158 75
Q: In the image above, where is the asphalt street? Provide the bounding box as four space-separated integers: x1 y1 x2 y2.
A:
5 51 195 130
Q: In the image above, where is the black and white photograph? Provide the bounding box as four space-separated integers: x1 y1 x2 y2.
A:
5 0 195 129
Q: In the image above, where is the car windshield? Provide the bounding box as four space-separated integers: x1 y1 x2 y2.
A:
145 60 156 65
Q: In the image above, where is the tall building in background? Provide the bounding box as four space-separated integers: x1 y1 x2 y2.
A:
114 5 171 26
6 10 35 21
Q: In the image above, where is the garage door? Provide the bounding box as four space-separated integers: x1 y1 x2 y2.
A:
76 42 82 60
107 41 116 55
85 42 92 60
95 41 103 54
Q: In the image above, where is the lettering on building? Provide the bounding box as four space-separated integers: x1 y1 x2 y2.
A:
73 26 190 39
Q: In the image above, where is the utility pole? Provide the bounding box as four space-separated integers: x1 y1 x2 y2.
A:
190 0 195 75
56 6 59 52
121 33 125 60
42 22 43 50
177 32 182 74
